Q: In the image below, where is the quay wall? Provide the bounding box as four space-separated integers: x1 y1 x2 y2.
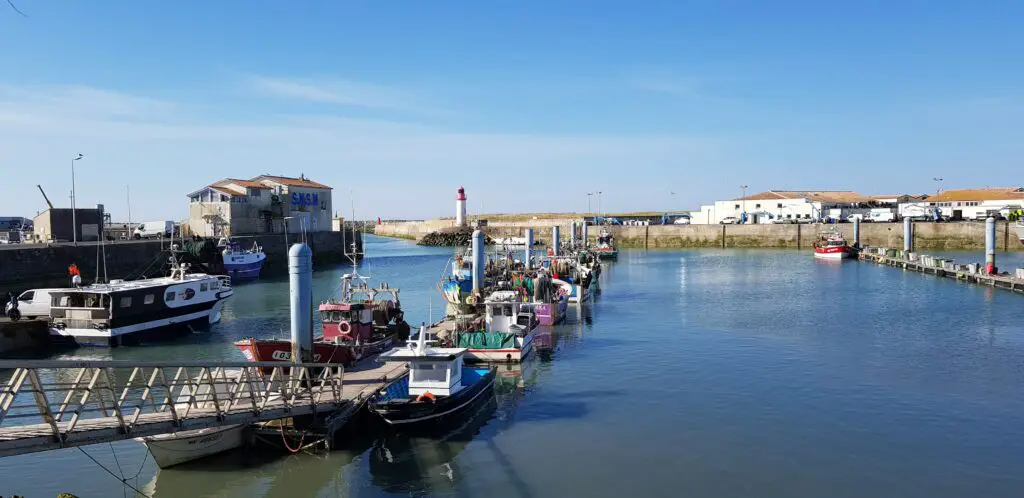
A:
0 319 49 354
375 220 1021 251
0 231 362 296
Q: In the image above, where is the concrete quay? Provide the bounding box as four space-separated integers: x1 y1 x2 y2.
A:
0 230 362 296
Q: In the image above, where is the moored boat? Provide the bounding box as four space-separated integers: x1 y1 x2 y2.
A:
219 238 266 279
813 231 852 260
451 290 537 363
49 249 233 347
369 327 497 426
594 228 618 260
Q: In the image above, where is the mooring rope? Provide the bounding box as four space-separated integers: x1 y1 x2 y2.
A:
77 447 152 498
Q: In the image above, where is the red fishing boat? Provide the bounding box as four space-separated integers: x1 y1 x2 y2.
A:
813 230 852 260
235 252 410 367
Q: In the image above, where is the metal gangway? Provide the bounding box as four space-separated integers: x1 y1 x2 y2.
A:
0 359 401 458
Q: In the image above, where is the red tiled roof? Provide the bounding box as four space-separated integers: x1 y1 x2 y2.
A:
252 175 332 190
215 178 268 189
736 190 868 203
928 187 1024 202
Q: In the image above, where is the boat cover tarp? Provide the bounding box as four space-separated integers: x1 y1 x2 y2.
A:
457 331 516 349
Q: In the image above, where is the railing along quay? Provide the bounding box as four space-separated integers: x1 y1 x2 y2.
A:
0 360 350 457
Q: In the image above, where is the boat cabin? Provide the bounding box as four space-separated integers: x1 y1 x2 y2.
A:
319 303 373 342
483 291 535 333
379 343 469 397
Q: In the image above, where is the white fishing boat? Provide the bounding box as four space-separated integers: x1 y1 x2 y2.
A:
142 425 247 468
453 291 537 363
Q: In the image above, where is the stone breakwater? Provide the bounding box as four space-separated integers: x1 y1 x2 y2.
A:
378 220 1023 251
418 228 494 247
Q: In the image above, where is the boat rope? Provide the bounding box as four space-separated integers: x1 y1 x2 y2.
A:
77 447 153 498
109 442 125 480
280 423 307 454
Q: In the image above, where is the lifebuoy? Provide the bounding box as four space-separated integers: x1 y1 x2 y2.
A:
547 247 554 256
339 321 351 334
416 391 436 402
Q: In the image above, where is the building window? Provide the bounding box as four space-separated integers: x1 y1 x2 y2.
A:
190 196 200 203
165 291 175 301
251 189 261 197
777 203 783 208
755 203 761 209
221 195 229 202
144 294 155 305
120 296 132 308
734 204 740 209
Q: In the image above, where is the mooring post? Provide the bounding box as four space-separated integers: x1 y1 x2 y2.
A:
903 217 913 253
551 225 560 256
853 217 861 249
471 229 484 296
581 223 589 248
570 221 578 247
524 228 534 269
289 243 313 364
986 216 996 275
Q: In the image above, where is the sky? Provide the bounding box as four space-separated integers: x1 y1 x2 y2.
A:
1 1 1023 221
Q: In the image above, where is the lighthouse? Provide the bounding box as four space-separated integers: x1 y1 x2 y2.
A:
456 186 467 227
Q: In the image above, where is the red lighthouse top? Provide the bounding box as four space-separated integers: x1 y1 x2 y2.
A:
456 186 466 201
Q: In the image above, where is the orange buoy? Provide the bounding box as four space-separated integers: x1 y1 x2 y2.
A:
416 391 436 402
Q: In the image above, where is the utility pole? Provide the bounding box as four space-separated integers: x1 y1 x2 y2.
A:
71 154 84 244
740 184 748 224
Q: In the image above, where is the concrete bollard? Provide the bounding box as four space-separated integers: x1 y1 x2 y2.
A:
552 225 561 256
569 221 577 247
986 217 996 275
853 217 861 248
582 222 589 248
903 217 913 253
289 243 313 364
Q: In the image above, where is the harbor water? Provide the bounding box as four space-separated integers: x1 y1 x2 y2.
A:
4 235 1024 497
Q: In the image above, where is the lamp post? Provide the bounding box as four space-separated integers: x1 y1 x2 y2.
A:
587 192 593 221
933 177 943 197
597 191 603 223
740 184 748 224
71 154 83 244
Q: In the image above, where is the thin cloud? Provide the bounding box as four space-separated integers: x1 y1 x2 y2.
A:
629 75 703 97
0 84 175 118
248 75 457 117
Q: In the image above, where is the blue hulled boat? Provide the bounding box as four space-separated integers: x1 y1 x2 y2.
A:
370 326 496 426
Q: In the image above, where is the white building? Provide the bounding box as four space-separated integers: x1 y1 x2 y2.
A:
187 175 333 237
693 190 869 224
899 187 1024 220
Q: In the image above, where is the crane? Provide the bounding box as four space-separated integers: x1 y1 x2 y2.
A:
37 184 54 210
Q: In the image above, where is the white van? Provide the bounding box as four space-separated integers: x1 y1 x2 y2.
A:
133 220 175 239
868 209 896 222
15 289 59 319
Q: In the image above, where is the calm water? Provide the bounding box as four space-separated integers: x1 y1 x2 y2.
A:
4 236 1024 497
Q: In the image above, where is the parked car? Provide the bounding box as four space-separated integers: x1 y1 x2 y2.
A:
720 216 739 224
846 214 865 222
673 216 691 225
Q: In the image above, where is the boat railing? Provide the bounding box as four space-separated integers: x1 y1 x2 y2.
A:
0 359 347 455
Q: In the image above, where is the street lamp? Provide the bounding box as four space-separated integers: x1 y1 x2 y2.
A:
933 177 943 197
597 191 603 221
740 185 748 224
71 154 84 244
586 192 593 218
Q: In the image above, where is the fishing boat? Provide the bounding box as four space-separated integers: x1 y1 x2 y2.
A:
594 228 618 260
450 290 537 363
506 270 569 325
547 255 595 304
813 230 852 260
235 239 409 366
369 326 497 426
219 237 266 279
49 248 233 347
1015 220 1024 246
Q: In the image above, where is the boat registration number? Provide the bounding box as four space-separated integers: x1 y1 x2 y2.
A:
270 351 323 361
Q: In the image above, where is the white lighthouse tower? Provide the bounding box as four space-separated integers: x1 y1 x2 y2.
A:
456 186 467 227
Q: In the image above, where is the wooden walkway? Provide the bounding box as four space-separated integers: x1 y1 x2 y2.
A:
0 359 408 458
858 251 1024 293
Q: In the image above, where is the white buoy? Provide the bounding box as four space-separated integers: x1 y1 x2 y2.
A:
289 243 313 364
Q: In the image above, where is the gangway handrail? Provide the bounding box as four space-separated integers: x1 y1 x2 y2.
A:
0 360 352 457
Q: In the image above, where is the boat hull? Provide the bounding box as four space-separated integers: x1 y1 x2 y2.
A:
465 329 535 363
49 296 230 348
141 425 246 468
235 336 399 367
814 247 851 259
222 250 266 280
533 300 568 325
370 368 497 426
596 250 618 260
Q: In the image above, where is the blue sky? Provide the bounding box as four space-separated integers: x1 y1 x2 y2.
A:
2 1 1023 221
